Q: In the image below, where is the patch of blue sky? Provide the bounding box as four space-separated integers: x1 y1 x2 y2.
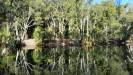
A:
93 0 133 5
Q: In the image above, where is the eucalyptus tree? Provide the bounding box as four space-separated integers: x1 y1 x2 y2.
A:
115 0 123 18
0 1 36 73
85 0 124 43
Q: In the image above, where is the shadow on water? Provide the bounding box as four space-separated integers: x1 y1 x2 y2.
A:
0 44 133 75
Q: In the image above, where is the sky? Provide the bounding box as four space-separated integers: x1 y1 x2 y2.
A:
93 0 133 4
121 0 133 4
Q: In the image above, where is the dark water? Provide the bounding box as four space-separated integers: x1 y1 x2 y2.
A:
0 45 133 75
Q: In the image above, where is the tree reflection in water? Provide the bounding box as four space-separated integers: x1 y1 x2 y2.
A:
0 45 133 75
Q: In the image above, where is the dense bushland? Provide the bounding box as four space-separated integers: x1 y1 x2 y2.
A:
0 0 132 47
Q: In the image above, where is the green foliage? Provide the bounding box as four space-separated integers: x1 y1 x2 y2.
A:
81 34 93 48
0 0 132 54
32 47 42 63
0 25 10 44
33 26 43 45
1 55 14 64
0 0 132 44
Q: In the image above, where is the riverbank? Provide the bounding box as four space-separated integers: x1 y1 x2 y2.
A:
21 38 132 49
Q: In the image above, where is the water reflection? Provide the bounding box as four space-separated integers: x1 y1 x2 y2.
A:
0 45 133 75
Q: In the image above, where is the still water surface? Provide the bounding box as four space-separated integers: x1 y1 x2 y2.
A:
0 45 133 75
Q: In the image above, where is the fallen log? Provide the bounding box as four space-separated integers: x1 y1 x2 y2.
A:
22 39 81 49
22 39 36 49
